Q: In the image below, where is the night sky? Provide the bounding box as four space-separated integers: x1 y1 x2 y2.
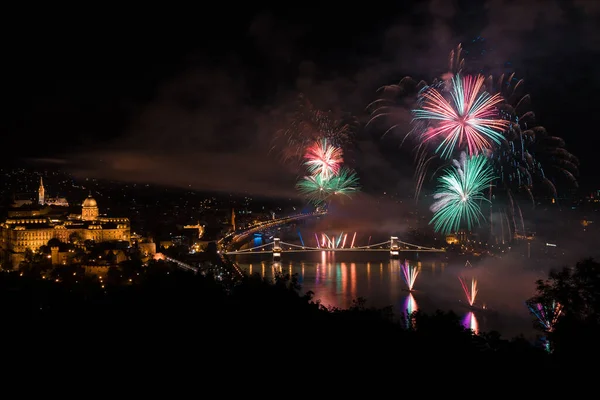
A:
4 0 600 196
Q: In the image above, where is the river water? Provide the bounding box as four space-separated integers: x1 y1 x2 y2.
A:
234 251 539 340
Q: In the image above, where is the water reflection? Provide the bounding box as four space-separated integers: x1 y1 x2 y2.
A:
237 256 532 337
462 312 479 334
350 263 357 299
402 293 418 329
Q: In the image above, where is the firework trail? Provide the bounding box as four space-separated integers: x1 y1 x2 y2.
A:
401 261 420 291
462 312 479 334
413 74 509 159
430 152 496 234
304 138 343 180
485 72 578 190
350 232 357 248
482 70 578 240
458 277 478 306
526 300 563 332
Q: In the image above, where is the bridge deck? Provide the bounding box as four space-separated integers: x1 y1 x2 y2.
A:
225 248 444 255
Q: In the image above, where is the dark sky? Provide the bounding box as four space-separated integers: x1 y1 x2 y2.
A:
4 0 600 197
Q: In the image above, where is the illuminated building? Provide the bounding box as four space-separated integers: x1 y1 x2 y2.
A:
38 177 45 205
0 190 130 268
446 230 468 245
445 234 459 245
183 222 205 239
38 177 69 207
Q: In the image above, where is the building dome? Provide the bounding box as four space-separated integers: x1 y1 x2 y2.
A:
82 195 97 208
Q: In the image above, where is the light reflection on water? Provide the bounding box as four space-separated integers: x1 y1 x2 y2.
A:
237 252 534 338
462 312 479 335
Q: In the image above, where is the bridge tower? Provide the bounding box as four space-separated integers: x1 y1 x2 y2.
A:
390 236 400 259
273 238 282 261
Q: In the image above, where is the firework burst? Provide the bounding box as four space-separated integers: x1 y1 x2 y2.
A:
296 167 360 205
296 173 331 205
413 74 509 159
459 277 478 307
304 139 344 180
401 261 420 291
367 43 577 216
430 152 496 235
326 167 360 198
273 95 356 166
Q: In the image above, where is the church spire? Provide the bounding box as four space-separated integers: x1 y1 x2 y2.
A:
38 176 45 205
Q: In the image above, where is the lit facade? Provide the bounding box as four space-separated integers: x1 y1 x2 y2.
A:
38 178 45 205
38 177 69 206
0 192 130 268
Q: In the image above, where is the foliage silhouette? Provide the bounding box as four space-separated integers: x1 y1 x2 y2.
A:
529 258 600 360
2 258 583 381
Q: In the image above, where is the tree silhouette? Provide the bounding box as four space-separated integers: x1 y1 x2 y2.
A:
530 258 600 359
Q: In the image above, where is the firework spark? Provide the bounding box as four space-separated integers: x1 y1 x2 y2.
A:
413 74 509 159
430 152 496 235
526 300 563 332
326 167 360 198
296 168 360 204
296 173 331 205
459 277 478 306
304 139 344 179
401 261 420 291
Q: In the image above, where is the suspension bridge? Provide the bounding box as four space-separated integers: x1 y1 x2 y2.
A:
224 236 445 261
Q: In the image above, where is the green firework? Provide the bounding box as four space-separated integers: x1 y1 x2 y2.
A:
429 152 496 235
296 173 331 204
296 167 360 205
327 167 360 197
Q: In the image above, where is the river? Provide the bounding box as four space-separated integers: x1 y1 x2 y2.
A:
233 251 539 340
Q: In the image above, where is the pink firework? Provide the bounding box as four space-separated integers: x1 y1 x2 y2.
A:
458 276 478 307
304 138 344 179
413 74 509 159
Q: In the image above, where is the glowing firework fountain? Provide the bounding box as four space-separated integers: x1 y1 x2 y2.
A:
315 232 357 249
458 276 478 307
401 261 420 291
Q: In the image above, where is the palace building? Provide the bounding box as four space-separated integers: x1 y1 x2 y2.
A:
0 181 130 268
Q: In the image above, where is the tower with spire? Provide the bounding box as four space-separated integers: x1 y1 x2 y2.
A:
38 177 45 205
231 208 236 232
